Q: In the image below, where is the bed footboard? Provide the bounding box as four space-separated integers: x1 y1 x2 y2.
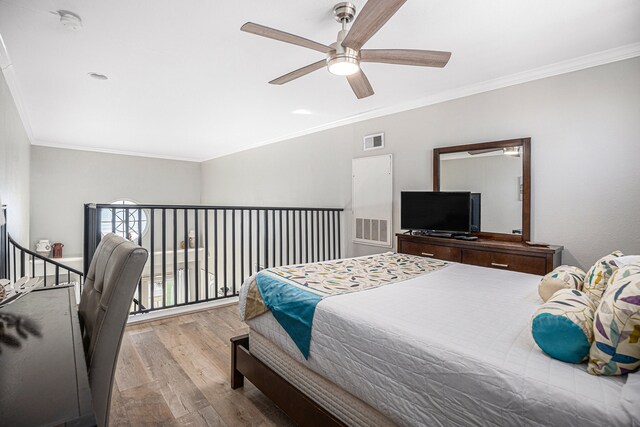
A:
230 334 345 427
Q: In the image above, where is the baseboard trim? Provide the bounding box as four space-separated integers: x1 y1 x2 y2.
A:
126 296 239 324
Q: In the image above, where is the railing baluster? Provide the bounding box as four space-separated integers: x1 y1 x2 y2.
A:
184 209 189 303
43 262 46 287
20 250 25 277
311 210 316 262
292 211 296 265
298 210 302 264
55 265 60 286
223 209 228 297
320 211 327 261
232 209 236 296
204 209 209 301
272 210 276 267
137 208 142 246
285 210 290 266
162 208 167 308
214 209 218 299
173 208 178 306
194 208 199 303
240 209 244 291
337 211 341 258
331 212 338 259
248 210 253 276
315 211 321 261
264 210 269 269
305 211 309 263
256 210 260 272
12 244 16 281
150 209 155 310
279 210 283 266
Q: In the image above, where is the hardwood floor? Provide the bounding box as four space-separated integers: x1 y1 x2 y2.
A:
109 304 295 426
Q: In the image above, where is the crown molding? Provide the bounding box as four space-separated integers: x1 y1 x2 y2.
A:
31 140 202 163
0 33 35 143
204 42 640 162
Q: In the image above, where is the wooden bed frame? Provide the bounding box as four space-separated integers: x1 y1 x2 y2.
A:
230 334 346 427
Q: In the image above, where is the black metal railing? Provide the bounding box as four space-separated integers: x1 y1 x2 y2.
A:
84 204 343 315
3 235 84 289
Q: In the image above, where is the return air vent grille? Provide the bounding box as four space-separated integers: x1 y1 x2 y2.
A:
363 133 384 151
355 218 388 243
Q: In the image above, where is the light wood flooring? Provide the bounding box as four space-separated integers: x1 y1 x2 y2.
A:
109 303 295 426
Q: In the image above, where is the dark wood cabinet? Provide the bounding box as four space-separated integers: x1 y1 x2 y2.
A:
397 233 562 275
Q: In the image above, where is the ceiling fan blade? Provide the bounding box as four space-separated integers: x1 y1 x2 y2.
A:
241 22 331 54
341 0 406 51
361 49 451 68
347 70 374 99
269 60 326 85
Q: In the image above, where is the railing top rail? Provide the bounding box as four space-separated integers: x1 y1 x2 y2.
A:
7 235 84 276
90 203 344 212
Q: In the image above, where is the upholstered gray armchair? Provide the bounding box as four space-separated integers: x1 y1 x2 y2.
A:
78 233 148 426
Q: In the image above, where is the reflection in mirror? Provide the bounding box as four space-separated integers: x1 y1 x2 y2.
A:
440 146 523 235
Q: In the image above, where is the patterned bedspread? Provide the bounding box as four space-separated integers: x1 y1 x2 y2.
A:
243 252 448 357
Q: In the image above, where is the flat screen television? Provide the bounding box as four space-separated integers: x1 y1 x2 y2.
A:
401 191 471 233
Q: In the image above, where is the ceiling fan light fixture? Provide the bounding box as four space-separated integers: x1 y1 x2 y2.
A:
327 47 360 76
328 57 360 76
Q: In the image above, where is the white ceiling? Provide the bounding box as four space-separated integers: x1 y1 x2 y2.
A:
0 0 639 161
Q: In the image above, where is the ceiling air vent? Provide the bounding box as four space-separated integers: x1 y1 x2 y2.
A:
363 133 384 151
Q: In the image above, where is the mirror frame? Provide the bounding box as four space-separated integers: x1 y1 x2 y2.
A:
433 137 531 243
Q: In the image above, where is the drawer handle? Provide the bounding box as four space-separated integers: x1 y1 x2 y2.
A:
491 262 509 268
421 252 435 257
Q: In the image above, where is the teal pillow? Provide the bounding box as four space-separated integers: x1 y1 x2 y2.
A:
531 289 597 363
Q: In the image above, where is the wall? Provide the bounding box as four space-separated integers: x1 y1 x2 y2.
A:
0 70 30 243
201 57 640 269
441 155 522 234
30 146 201 257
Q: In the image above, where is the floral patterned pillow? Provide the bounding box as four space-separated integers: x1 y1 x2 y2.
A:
588 262 640 375
583 251 624 304
538 265 586 302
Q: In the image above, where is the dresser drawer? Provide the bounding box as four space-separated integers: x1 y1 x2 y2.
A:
461 249 547 275
399 241 462 262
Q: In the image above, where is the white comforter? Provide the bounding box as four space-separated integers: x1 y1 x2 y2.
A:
239 262 639 426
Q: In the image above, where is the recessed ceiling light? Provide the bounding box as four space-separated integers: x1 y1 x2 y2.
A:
58 10 82 31
291 109 312 115
88 72 108 80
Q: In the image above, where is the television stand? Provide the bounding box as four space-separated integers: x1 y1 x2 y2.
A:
396 233 563 275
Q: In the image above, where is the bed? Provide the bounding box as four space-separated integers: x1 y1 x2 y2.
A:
232 253 639 426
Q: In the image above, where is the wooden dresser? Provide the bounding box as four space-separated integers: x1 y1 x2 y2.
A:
397 233 563 275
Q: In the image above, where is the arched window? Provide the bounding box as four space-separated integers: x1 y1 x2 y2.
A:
100 200 148 241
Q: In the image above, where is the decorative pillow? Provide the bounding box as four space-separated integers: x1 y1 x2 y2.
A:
587 262 640 375
583 251 624 304
538 265 586 302
531 289 598 363
613 255 640 268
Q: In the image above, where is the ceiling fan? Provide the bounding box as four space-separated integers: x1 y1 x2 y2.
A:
241 0 451 99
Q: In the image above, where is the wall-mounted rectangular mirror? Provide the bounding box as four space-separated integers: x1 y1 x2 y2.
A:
433 138 530 242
